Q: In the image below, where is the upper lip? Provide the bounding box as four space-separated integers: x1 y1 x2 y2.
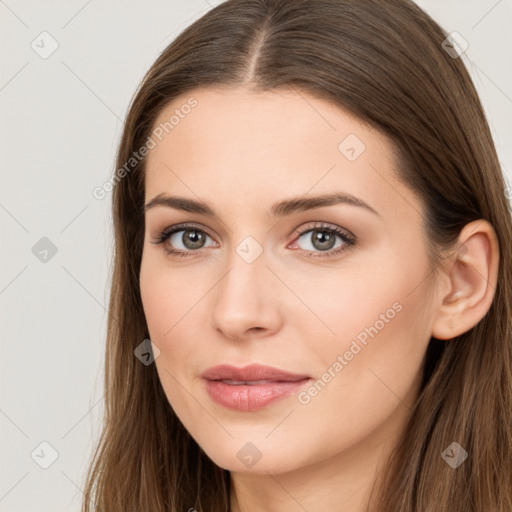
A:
201 364 310 382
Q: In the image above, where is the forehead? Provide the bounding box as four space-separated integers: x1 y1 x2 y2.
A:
143 86 418 222
147 86 378 158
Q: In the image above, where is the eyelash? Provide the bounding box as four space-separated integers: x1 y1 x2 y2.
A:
150 222 357 259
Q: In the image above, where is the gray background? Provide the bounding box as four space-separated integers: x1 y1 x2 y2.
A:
1 1 511 510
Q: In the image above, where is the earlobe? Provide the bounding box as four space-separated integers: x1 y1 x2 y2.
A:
431 219 499 341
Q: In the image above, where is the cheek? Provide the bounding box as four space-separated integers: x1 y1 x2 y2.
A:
139 264 201 411
287 259 410 349
289 282 430 463
140 259 197 339
139 260 211 385
297 243 433 388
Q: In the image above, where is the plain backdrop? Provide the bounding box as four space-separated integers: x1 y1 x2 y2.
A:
1 1 511 510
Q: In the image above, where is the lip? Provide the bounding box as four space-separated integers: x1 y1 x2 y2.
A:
201 364 311 411
201 363 310 382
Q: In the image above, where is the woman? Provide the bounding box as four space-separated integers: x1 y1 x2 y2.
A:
82 0 512 510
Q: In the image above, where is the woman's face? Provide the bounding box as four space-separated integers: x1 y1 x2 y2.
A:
140 86 438 475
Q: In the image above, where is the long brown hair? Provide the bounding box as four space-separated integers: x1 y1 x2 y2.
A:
82 0 512 510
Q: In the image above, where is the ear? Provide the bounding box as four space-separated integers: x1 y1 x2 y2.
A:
431 219 500 340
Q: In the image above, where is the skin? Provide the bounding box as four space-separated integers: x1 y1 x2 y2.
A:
139 86 499 512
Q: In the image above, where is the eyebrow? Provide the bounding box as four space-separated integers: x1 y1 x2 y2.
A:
144 191 380 218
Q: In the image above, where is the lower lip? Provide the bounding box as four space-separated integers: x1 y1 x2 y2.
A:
203 378 311 412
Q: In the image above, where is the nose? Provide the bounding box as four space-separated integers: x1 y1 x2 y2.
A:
210 247 283 341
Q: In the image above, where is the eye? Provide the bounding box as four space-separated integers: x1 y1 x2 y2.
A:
151 221 357 259
151 223 216 257
289 222 356 258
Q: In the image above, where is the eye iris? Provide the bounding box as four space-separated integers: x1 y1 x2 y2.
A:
312 230 336 251
183 229 206 249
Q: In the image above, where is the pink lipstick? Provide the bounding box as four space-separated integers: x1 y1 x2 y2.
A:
201 364 311 411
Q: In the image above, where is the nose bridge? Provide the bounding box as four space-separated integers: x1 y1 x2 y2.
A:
217 236 268 306
210 234 280 338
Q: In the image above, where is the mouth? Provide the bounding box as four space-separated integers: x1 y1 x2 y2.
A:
201 363 311 382
216 379 305 385
201 364 312 411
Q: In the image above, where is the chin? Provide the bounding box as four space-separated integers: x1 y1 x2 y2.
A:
198 440 305 475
